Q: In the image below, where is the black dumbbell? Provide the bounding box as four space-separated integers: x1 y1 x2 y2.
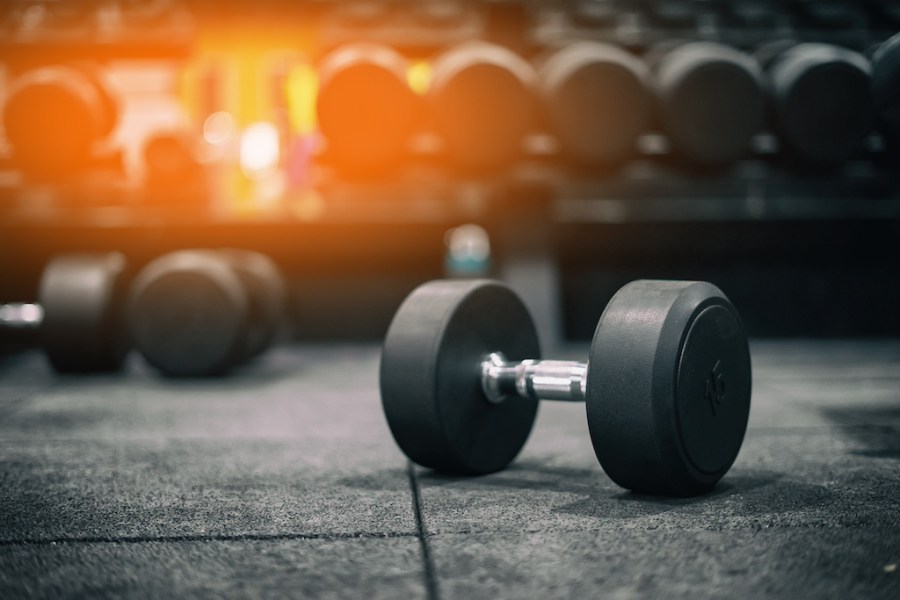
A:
317 43 421 172
218 249 288 359
3 64 119 176
757 41 874 165
428 42 538 171
128 249 286 377
872 32 900 148
539 42 651 167
649 41 765 167
0 253 130 373
380 279 752 496
141 130 205 189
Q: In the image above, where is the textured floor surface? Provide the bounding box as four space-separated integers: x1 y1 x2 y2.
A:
0 341 898 599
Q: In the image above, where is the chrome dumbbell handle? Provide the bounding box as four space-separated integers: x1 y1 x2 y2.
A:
0 303 44 329
480 352 587 405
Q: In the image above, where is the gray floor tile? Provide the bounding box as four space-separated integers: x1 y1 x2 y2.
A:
428 528 900 600
0 537 425 599
0 346 388 442
0 346 416 543
414 427 900 535
0 437 415 542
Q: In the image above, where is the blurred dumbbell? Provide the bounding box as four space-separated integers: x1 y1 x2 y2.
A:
141 131 205 189
128 250 286 377
428 42 538 171
539 42 651 167
649 41 765 167
872 32 900 149
0 253 130 373
217 249 288 359
3 65 119 176
381 279 752 496
758 42 874 165
317 43 421 172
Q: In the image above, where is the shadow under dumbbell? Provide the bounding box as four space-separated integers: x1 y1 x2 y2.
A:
416 462 598 493
127 352 306 389
819 405 900 459
555 473 833 521
415 462 783 506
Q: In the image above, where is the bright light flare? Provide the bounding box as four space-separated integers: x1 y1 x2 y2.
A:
407 61 432 95
0 303 43 327
203 111 235 145
286 64 318 136
445 224 491 276
239 121 280 177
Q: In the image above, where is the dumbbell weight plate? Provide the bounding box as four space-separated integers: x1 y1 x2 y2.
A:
317 43 420 171
380 280 541 474
217 249 286 359
654 42 765 166
129 251 250 377
428 43 538 171
39 253 130 373
539 42 651 166
586 280 752 496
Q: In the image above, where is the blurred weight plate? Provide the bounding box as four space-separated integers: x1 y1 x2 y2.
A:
39 253 131 373
129 250 250 377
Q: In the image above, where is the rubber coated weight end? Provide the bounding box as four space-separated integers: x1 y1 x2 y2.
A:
129 250 250 377
39 253 130 373
586 280 752 496
873 32 900 131
380 280 540 475
655 42 765 166
317 43 420 171
540 42 651 166
428 43 538 170
217 249 287 360
768 43 873 165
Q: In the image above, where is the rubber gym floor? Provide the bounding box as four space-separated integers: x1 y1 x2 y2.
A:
1 341 898 599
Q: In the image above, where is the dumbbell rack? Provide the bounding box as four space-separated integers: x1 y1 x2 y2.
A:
2 0 900 341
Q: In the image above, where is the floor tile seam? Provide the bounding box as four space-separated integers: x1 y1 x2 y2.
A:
418 523 900 537
407 462 441 600
0 530 420 548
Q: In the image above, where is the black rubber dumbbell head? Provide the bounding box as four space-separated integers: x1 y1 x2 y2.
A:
216 249 287 359
764 43 873 165
586 280 752 496
380 279 541 474
129 250 251 377
3 65 118 175
39 252 131 373
652 42 765 166
539 41 651 166
317 43 420 171
428 42 538 171
872 32 900 136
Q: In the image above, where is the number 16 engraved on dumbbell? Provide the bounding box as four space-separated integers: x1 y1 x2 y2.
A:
380 279 752 497
705 360 726 416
